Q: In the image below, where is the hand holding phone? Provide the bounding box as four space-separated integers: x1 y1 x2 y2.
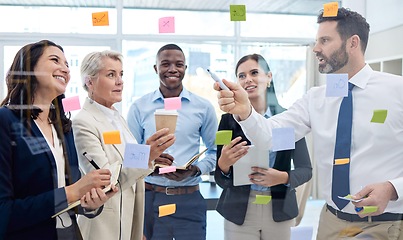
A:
207 69 229 90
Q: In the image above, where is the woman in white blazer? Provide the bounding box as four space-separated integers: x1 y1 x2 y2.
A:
72 50 175 240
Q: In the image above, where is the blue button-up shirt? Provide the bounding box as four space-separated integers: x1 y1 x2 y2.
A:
127 87 217 187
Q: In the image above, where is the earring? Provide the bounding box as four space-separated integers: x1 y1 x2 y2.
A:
89 91 94 104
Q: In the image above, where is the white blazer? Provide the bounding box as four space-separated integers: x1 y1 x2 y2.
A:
73 98 152 240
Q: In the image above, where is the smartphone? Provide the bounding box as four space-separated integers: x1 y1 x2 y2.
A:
206 69 229 90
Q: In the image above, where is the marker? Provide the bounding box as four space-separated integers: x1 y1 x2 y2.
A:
83 152 100 170
207 69 229 90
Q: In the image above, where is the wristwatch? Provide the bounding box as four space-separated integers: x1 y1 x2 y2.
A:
193 167 202 177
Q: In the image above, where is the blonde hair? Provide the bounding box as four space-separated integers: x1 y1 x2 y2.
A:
80 50 123 91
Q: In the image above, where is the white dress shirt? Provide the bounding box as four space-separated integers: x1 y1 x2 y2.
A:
237 64 403 214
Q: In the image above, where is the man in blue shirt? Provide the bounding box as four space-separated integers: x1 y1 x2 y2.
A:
127 43 217 240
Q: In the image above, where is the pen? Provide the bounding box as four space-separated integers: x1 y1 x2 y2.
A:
83 152 100 170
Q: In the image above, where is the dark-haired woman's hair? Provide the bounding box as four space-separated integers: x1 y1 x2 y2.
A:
235 54 286 115
1 40 72 137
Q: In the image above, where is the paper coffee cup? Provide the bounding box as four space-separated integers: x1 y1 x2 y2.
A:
154 109 178 135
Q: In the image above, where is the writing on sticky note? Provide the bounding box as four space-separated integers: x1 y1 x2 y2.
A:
272 127 295 151
326 74 348 97
103 131 121 144
230 5 246 21
92 11 109 26
335 158 349 165
362 206 378 214
252 195 272 204
215 130 232 145
159 16 175 33
62 96 81 112
124 143 150 169
159 166 177 174
371 109 387 123
323 2 339 17
159 204 176 217
164 97 181 110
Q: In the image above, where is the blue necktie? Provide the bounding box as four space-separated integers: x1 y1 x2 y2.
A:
332 82 354 210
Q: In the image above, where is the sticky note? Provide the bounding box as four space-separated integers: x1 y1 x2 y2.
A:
338 194 364 203
230 5 246 21
326 74 348 97
23 136 49 155
62 96 81 112
159 166 177 174
159 204 176 217
92 11 109 26
164 97 181 110
159 16 175 33
123 143 150 169
361 206 378 214
272 127 295 151
103 131 121 144
323 2 339 17
335 158 349 165
371 110 387 123
215 130 232 145
252 195 272 204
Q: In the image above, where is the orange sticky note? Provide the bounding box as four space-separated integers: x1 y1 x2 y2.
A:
335 158 349 165
323 2 339 17
159 204 176 217
103 131 121 144
92 11 109 26
159 16 175 33
164 97 181 110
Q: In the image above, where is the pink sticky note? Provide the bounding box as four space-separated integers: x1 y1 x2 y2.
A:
159 166 177 174
159 16 175 33
62 96 81 112
164 97 181 110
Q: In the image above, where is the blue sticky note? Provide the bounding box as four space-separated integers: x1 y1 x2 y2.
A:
326 73 348 97
272 127 295 151
123 143 150 169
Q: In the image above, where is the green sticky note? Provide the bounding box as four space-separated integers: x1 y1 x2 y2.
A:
252 195 272 204
215 130 232 145
230 5 246 21
362 206 378 214
371 109 387 123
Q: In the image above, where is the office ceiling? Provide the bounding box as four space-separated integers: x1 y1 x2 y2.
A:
0 0 332 16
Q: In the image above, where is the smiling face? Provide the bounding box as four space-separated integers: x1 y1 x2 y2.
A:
236 59 271 101
154 49 187 94
89 57 123 108
313 21 349 74
33 46 70 100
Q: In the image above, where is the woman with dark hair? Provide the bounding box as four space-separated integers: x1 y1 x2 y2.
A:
215 54 312 240
0 40 117 240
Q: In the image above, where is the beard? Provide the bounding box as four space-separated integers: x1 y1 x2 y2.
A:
317 42 349 74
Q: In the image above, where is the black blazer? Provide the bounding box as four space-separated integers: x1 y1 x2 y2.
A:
0 107 88 239
215 113 312 225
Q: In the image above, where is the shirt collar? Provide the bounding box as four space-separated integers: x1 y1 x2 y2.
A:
91 98 120 119
151 87 191 102
349 64 372 90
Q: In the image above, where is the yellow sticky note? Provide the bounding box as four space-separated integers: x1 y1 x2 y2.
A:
252 195 272 205
371 110 387 123
159 204 176 217
103 131 121 144
215 130 232 145
323 2 339 17
362 206 378 214
230 5 246 21
335 158 349 165
92 11 109 26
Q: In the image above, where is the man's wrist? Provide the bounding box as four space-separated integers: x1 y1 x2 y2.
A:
192 166 202 177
